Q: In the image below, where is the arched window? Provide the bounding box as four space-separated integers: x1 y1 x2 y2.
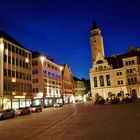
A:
99 75 104 86
93 77 98 87
106 75 111 86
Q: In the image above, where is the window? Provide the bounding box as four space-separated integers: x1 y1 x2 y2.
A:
43 70 47 74
98 66 103 71
8 70 11 77
8 44 11 51
20 60 22 67
49 89 51 93
93 77 98 87
16 58 18 66
99 75 104 86
8 56 11 64
132 60 134 64
4 42 7 49
26 63 28 69
16 47 19 54
4 69 7 76
4 55 7 63
32 70 38 74
12 57 15 65
126 69 129 73
48 71 51 76
12 71 15 77
12 45 15 52
16 71 19 78
118 80 120 85
125 61 128 65
106 75 111 86
130 69 132 73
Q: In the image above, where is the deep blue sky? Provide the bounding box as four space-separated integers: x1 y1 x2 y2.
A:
1 0 140 79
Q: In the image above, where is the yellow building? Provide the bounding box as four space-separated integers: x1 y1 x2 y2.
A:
32 52 63 107
0 31 32 109
89 21 140 102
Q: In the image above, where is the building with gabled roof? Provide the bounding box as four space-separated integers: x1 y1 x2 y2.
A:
89 21 140 102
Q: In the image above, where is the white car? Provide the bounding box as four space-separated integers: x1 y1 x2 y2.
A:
0 109 15 120
53 103 63 107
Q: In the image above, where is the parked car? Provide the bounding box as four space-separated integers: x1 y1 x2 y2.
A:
0 109 15 120
16 107 30 116
30 105 42 112
53 103 63 107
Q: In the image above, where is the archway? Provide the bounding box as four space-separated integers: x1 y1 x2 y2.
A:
108 92 112 98
131 89 137 99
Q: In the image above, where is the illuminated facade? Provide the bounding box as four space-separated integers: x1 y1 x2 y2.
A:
32 52 63 107
61 64 75 104
0 31 32 109
89 21 140 102
74 77 91 102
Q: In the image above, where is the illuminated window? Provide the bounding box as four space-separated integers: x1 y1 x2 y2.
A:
43 70 47 74
52 73 54 77
48 71 51 76
32 70 38 74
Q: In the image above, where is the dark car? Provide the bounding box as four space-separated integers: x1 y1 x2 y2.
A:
30 105 42 112
16 107 30 116
0 109 15 120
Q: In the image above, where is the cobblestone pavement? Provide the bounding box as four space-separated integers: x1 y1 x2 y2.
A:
32 100 140 140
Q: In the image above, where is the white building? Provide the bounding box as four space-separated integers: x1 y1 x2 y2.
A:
89 21 140 102
32 52 63 107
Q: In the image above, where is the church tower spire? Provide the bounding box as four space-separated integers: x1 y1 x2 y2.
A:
90 20 105 64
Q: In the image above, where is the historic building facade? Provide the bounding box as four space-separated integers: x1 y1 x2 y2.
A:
61 64 75 104
0 31 32 109
89 21 140 102
32 52 63 107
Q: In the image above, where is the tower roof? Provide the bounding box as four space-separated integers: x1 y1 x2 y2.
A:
91 20 98 30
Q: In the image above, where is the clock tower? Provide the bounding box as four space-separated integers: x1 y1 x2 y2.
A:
90 21 105 64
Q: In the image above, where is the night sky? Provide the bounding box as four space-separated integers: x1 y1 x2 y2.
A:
1 0 140 79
